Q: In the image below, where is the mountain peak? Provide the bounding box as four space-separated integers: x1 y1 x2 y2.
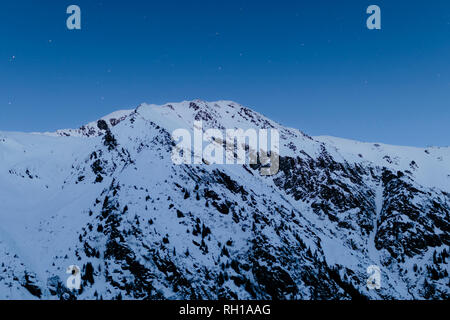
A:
0 99 449 300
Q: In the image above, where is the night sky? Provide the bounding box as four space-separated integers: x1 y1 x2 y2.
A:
1 0 449 146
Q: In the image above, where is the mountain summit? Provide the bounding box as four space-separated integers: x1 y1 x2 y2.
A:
0 100 448 299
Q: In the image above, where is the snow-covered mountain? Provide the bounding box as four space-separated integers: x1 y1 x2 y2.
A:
0 100 448 300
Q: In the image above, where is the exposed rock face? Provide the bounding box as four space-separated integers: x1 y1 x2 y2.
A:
0 100 448 300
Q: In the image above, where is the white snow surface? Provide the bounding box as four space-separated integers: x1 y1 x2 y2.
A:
0 100 448 300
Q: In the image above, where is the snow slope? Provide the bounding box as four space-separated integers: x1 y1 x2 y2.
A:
0 100 448 300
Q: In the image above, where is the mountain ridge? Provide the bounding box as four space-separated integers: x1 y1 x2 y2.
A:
0 100 448 300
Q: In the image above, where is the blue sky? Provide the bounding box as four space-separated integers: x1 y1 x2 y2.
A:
1 0 449 146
